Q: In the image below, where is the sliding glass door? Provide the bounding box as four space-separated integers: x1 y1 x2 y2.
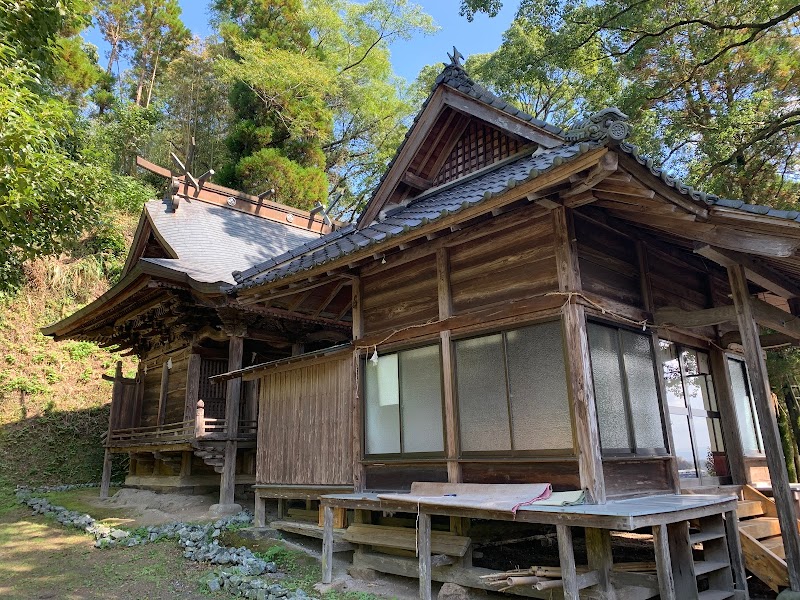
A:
660 341 731 486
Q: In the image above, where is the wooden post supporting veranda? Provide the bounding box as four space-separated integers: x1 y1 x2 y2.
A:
729 264 800 590
322 505 334 584
219 335 244 506
100 361 123 498
418 512 432 600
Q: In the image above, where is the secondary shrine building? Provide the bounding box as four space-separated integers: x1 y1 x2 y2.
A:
46 55 800 598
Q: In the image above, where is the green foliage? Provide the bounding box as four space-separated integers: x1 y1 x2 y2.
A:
63 341 98 361
0 375 48 395
464 6 619 128
236 148 329 208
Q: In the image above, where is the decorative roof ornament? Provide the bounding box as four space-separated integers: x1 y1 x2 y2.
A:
446 46 464 68
565 107 632 144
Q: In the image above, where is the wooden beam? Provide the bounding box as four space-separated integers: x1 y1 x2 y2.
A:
136 155 172 178
584 528 614 600
418 512 433 600
696 244 800 299
401 171 433 191
561 151 617 200
729 263 800 590
314 281 346 317
655 305 737 328
441 87 563 148
556 525 579 600
553 206 605 504
751 297 800 340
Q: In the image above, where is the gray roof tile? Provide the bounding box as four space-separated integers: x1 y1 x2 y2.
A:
234 142 594 289
142 198 319 285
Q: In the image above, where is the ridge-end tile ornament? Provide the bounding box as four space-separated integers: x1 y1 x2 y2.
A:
566 107 632 144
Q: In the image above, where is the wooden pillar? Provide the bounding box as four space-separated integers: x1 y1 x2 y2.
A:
666 521 697 599
728 264 800 589
437 248 460 483
184 353 201 422
418 512 432 600
709 348 748 486
101 361 123 499
220 335 244 506
352 277 363 340
652 524 676 600
585 527 615 600
556 524 579 600
100 449 113 499
254 492 266 527
553 206 605 503
322 504 334 584
157 360 170 426
351 277 365 492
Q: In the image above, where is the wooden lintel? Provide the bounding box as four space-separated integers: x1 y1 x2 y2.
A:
720 330 799 349
655 305 737 328
561 190 596 208
695 244 800 299
401 171 433 191
237 303 351 330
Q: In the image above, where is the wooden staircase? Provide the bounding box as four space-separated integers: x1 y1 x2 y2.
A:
686 513 743 600
737 485 794 592
192 441 226 474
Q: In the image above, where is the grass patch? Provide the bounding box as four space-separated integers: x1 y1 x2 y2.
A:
40 487 133 526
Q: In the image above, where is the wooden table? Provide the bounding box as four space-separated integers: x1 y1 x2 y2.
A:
320 493 746 600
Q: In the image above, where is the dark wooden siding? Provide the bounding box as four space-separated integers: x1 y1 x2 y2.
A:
603 458 673 498
257 353 354 486
449 216 557 312
365 464 448 492
574 215 642 308
461 461 580 491
362 256 439 335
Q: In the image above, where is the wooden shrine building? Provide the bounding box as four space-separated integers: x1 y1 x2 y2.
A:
43 168 347 508
49 52 800 597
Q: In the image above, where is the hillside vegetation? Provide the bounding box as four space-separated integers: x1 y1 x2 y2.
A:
0 213 137 489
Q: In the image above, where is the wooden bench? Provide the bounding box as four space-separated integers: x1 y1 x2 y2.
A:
343 523 471 557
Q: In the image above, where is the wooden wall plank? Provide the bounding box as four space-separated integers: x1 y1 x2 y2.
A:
257 355 354 486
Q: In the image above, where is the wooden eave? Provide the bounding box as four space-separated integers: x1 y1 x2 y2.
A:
209 343 352 383
121 210 178 277
357 84 564 228
233 147 609 303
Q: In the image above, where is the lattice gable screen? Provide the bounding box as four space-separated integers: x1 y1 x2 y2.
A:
433 121 528 185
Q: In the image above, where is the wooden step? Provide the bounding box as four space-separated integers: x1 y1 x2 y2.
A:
690 531 725 544
344 523 471 557
694 561 729 576
697 591 734 600
736 500 764 519
739 517 781 540
762 536 786 559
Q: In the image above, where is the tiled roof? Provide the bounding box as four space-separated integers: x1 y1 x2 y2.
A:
234 142 596 289
355 60 564 228
619 141 800 221
143 197 320 285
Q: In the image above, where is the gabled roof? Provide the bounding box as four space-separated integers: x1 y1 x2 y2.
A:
356 50 565 228
234 142 598 289
231 106 800 294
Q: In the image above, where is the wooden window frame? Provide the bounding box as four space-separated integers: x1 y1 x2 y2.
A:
726 354 765 458
453 319 576 459
361 341 447 460
588 320 669 458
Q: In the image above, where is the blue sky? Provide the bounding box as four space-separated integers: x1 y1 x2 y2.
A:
83 0 517 84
